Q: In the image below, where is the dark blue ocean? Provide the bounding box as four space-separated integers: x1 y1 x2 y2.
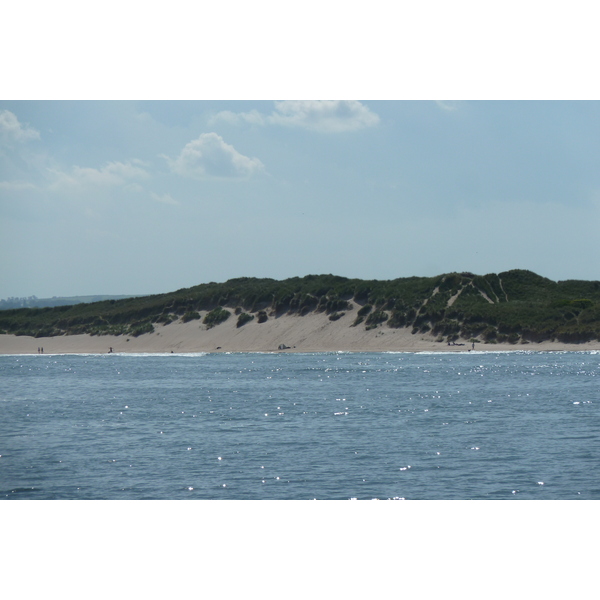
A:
1 351 598 500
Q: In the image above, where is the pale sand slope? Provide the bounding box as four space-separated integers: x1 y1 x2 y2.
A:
1 303 599 355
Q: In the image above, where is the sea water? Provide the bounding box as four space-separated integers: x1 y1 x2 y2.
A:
1 351 598 500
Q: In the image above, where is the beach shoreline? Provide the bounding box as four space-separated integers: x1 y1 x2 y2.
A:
2 309 599 355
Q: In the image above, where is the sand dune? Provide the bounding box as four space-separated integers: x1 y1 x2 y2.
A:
1 304 599 355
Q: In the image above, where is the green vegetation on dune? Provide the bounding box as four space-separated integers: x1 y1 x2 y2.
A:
1 270 599 344
203 307 231 329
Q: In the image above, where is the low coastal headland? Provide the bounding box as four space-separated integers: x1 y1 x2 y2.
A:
2 270 600 354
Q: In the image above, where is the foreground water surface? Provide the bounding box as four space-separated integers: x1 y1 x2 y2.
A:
1 351 598 499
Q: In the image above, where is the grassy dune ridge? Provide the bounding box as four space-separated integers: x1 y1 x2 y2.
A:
1 270 600 345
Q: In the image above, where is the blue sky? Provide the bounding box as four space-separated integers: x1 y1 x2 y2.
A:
1 99 600 298
2 2 600 299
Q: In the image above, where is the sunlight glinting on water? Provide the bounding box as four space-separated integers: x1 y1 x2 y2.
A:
0 351 598 499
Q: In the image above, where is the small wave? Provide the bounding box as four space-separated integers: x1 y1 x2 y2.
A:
109 352 209 357
413 350 531 355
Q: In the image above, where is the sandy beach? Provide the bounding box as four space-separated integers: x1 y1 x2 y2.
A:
1 303 599 355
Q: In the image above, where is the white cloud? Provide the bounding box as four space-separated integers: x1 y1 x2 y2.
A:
151 192 179 205
212 101 380 133
210 109 265 126
125 182 144 193
49 159 149 190
435 101 460 112
268 100 380 132
167 133 264 178
0 110 40 143
0 180 38 191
